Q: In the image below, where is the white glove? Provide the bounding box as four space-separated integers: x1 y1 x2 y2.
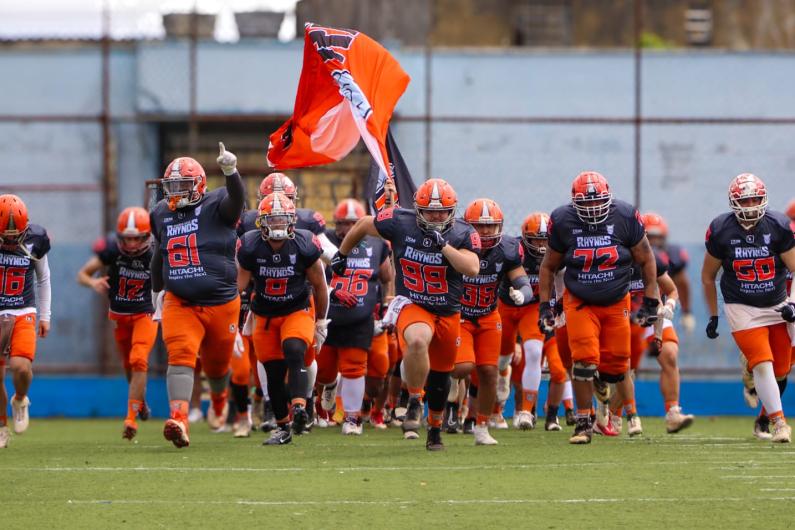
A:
660 299 677 321
151 290 165 322
508 286 524 305
314 319 331 351
217 142 237 176
680 312 696 333
233 331 244 358
242 311 254 337
373 319 386 336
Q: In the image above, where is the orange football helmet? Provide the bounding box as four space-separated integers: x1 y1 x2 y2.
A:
463 198 504 249
259 173 297 202
414 178 457 233
162 157 207 211
257 192 297 241
333 199 366 223
571 171 612 225
116 206 152 256
642 212 668 238
785 199 795 221
729 173 767 227
522 212 550 258
0 194 29 248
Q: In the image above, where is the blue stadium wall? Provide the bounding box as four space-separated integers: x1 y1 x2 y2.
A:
1 42 794 411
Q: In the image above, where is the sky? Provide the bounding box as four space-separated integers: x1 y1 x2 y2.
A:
0 0 300 41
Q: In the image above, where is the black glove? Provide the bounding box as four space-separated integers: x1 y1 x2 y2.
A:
330 251 347 276
330 288 358 308
634 296 660 327
428 230 447 250
553 299 564 317
538 301 555 333
705 315 719 339
775 302 795 323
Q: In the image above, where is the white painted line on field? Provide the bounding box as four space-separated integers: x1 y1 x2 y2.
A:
759 488 795 492
48 495 795 507
1 460 780 473
721 475 795 479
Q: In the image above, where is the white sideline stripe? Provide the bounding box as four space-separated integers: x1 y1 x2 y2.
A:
721 475 795 479
1 460 783 473
760 488 795 492
49 496 795 507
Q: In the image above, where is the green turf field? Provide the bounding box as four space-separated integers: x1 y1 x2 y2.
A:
2 418 795 529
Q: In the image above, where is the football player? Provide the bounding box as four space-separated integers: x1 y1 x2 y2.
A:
453 199 532 445
644 213 696 334
0 194 51 447
702 173 795 443
317 199 393 435
499 212 571 432
538 171 660 445
237 192 329 445
332 178 480 450
77 207 157 440
150 143 245 448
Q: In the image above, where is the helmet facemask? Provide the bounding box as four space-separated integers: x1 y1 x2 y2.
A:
473 221 502 250
163 177 202 211
572 194 612 225
117 232 151 257
522 233 547 259
730 195 767 230
258 212 296 241
416 206 456 234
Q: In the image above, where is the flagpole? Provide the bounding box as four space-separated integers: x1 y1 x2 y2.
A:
424 0 434 182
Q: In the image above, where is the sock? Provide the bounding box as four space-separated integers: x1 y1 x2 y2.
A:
127 399 143 423
623 399 637 416
169 400 189 421
521 339 543 395
753 361 783 417
428 409 443 428
305 359 318 399
341 376 365 414
498 354 512 373
476 413 489 426
230 383 249 414
166 365 194 420
547 402 559 417
576 408 591 420
408 387 424 401
562 380 574 410
664 400 678 412
210 390 228 417
263 360 289 423
257 362 269 400
522 390 538 412
610 402 622 416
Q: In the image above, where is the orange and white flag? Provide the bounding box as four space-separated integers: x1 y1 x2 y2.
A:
267 24 410 209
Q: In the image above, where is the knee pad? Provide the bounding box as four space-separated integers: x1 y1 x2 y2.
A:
572 362 597 382
598 371 625 384
208 371 230 394
282 338 307 363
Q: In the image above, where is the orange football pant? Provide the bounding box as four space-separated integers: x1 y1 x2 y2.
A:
230 334 259 386
161 293 240 378
397 304 460 372
0 313 36 364
732 323 792 378
564 291 631 374
456 311 502 368
109 312 158 373
498 300 542 356
252 307 315 364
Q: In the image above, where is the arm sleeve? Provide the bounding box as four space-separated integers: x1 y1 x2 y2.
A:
316 232 339 262
34 255 52 321
510 274 534 302
150 244 164 292
219 170 245 225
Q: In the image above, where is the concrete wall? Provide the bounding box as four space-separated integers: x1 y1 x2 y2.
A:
1 41 794 369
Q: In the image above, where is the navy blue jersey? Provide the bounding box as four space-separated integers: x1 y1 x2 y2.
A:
705 211 795 307
464 236 523 318
629 247 668 295
498 237 542 307
325 230 390 325
0 224 50 312
373 207 480 316
297 208 326 235
237 229 322 317
94 235 153 314
548 200 646 306
237 209 258 237
663 243 689 277
150 188 239 306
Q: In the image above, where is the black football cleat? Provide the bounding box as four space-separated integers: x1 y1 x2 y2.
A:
444 402 461 434
569 417 593 444
426 426 445 451
263 424 292 445
292 404 310 435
